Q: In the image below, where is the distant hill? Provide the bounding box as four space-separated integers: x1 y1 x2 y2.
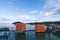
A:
12 21 60 25
27 21 60 24
12 21 22 24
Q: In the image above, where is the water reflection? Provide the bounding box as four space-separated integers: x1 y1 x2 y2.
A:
25 31 36 40
0 31 15 40
8 32 15 40
46 32 60 40
15 33 26 40
36 33 46 40
0 35 8 40
52 32 60 37
0 31 60 40
46 32 52 40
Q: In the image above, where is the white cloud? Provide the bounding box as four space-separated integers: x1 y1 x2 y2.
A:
39 11 54 17
41 0 60 17
17 15 40 23
39 11 44 14
43 0 60 11
0 18 14 23
43 12 54 16
43 0 57 9
19 15 29 19
29 10 38 14
17 15 30 22
44 18 55 22
0 18 12 21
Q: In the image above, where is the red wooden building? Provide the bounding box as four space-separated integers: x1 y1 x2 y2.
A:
35 24 46 32
16 23 26 32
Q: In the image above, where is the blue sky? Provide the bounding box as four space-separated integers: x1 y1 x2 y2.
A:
0 0 60 23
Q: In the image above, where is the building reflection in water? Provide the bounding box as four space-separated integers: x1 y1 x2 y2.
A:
36 33 46 40
25 31 36 40
15 33 26 40
52 32 60 38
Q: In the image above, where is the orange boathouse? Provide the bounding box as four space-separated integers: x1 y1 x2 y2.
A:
35 24 46 32
16 23 26 32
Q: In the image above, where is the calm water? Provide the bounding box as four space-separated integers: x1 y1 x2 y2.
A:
0 31 60 40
